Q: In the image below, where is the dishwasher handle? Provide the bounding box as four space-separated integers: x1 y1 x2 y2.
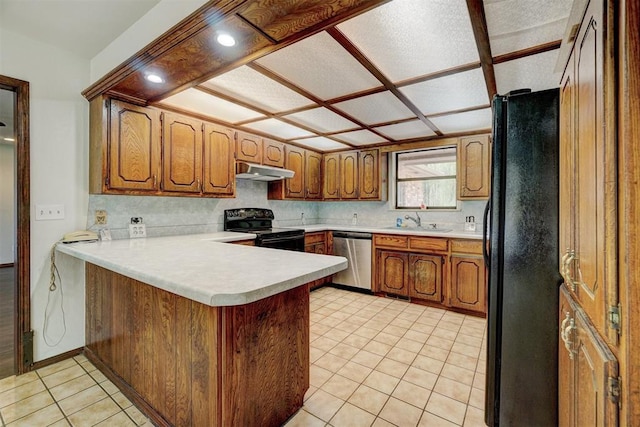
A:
332 231 373 240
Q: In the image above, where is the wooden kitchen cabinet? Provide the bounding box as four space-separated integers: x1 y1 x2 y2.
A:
304 232 327 254
284 146 305 199
340 151 359 199
558 285 619 427
106 99 161 192
449 256 485 313
377 250 409 295
558 0 617 344
161 112 203 194
323 153 340 199
235 131 262 164
408 254 444 303
305 151 323 200
359 149 380 199
263 139 285 168
457 134 490 200
203 123 235 196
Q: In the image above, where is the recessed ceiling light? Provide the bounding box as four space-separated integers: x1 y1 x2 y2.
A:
145 74 164 84
216 33 236 47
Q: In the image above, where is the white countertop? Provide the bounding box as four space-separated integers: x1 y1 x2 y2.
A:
56 232 347 307
292 224 484 240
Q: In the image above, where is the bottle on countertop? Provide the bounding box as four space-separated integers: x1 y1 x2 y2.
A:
352 213 358 225
301 212 305 225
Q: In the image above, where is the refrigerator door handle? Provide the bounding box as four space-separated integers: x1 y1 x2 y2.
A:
482 199 491 266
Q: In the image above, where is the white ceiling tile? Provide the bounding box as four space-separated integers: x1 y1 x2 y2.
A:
429 108 492 134
243 118 314 140
495 50 562 95
337 0 479 82
161 88 265 124
255 31 381 100
334 91 415 124
485 0 572 56
292 137 351 151
201 66 313 113
375 120 436 140
331 130 387 146
400 68 489 115
283 107 359 133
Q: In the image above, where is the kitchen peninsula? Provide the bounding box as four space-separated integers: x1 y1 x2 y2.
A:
57 233 347 427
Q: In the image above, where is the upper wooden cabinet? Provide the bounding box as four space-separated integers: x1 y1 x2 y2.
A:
106 99 161 192
235 131 262 164
305 151 323 200
323 153 340 200
359 149 380 199
457 135 490 200
284 146 306 199
161 112 203 194
340 151 359 199
263 139 285 168
90 98 234 198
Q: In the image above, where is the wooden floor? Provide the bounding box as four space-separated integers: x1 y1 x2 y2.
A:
0 266 15 379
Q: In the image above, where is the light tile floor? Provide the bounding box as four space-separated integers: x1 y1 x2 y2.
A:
286 287 487 427
0 287 487 427
0 354 152 426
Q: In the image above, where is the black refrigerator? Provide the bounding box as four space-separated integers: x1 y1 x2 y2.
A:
483 88 562 426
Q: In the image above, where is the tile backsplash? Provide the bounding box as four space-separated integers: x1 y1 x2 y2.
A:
87 180 486 239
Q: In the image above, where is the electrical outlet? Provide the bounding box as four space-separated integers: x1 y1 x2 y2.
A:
95 210 107 225
129 224 147 238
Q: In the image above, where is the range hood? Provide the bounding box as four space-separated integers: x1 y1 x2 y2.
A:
235 161 295 181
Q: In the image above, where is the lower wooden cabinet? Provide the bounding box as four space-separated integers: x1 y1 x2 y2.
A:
374 234 485 315
304 231 327 254
558 285 619 427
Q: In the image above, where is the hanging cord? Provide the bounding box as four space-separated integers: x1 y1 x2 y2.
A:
43 242 67 347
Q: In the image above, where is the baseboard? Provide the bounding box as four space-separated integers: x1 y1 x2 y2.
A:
30 347 83 371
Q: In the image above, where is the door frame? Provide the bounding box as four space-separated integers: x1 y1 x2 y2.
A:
0 75 31 375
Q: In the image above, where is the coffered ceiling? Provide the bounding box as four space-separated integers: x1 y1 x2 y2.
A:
154 0 572 152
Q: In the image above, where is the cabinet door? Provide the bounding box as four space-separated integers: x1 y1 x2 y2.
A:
161 112 203 193
359 149 379 199
285 146 305 199
449 256 486 313
108 99 160 191
323 153 340 199
559 285 577 427
263 139 285 168
202 123 235 196
458 135 490 199
572 0 616 341
377 250 408 296
236 132 262 164
408 254 443 303
340 151 359 199
305 150 323 200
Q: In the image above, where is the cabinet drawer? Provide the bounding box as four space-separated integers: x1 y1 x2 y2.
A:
374 234 409 249
451 239 483 254
409 236 448 252
304 232 325 245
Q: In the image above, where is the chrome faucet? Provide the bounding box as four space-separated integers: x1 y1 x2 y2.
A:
404 212 422 227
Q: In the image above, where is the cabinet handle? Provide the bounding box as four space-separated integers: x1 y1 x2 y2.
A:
197 179 201 192
153 175 157 188
563 250 576 292
560 312 576 359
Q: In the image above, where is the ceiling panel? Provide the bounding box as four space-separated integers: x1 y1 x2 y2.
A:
331 130 387 146
337 0 479 82
201 66 314 113
400 68 489 115
292 137 351 151
162 89 265 124
255 31 382 100
283 108 359 133
243 118 314 140
429 108 492 133
333 91 415 125
485 0 572 56
495 50 561 95
375 120 436 140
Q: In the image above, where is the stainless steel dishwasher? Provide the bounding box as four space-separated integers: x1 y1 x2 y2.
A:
332 231 372 291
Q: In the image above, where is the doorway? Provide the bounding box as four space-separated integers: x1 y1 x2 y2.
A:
0 75 30 379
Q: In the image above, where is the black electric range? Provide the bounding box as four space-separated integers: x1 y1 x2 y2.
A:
223 208 305 252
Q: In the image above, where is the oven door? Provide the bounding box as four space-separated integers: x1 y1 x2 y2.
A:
258 235 305 252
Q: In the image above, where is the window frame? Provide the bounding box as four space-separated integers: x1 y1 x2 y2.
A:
390 145 460 211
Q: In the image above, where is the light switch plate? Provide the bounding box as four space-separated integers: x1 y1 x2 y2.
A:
35 204 65 220
464 222 477 232
129 224 147 238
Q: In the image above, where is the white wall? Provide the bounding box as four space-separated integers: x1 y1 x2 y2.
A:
0 143 15 263
0 26 90 362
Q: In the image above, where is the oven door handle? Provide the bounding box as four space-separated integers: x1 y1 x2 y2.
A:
259 235 303 244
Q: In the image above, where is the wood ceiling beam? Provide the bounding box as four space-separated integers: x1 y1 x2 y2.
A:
326 27 443 137
492 40 562 64
466 0 497 99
